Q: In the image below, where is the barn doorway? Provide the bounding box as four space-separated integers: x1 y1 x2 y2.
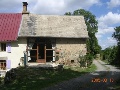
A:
28 38 53 63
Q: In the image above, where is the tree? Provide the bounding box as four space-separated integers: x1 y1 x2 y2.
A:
112 26 120 65
65 9 101 56
112 26 120 45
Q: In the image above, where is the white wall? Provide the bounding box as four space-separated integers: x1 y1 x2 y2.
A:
0 38 27 69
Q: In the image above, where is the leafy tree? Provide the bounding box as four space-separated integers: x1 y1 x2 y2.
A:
112 26 120 65
112 26 120 45
65 9 101 56
101 46 118 64
101 26 120 66
64 12 72 15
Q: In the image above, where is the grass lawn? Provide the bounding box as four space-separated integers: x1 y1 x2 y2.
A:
0 64 96 90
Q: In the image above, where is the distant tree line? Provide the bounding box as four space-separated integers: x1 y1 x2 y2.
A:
101 26 120 66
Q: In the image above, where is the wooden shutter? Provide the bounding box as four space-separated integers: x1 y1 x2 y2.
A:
6 60 11 69
6 42 11 53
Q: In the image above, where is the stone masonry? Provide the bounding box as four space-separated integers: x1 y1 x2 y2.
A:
55 38 87 66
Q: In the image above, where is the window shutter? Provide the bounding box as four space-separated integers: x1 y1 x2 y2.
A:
6 60 11 69
0 43 1 51
6 42 11 53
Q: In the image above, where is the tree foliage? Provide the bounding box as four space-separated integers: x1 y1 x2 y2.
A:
112 26 120 45
112 26 120 65
101 26 120 66
65 9 101 56
79 53 93 67
101 46 118 64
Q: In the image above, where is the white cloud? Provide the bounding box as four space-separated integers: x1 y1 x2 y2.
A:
107 0 120 8
96 12 120 38
107 37 117 44
0 0 36 13
98 12 120 26
32 0 66 14
0 0 101 14
32 0 101 14
96 12 120 49
97 27 114 35
98 37 117 49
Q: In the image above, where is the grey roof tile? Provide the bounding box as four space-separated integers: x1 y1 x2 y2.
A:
19 14 88 38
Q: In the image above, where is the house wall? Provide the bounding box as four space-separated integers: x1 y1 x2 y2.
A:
0 38 27 70
55 38 87 66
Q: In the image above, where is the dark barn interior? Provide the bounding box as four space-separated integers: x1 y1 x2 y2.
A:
28 38 53 63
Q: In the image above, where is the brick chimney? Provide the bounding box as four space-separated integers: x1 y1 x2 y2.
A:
22 2 29 14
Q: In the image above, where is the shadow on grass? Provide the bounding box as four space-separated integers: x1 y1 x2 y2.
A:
0 65 96 90
41 71 120 90
1 66 120 90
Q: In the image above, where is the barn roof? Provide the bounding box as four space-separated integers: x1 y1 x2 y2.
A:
0 13 22 41
19 14 88 38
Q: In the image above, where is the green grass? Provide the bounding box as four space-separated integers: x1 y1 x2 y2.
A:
0 64 96 90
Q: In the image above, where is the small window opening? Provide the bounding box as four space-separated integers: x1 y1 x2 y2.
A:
71 60 74 63
1 43 6 51
0 60 6 70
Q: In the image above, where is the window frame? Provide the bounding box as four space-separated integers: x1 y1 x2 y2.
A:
0 43 6 52
0 60 6 70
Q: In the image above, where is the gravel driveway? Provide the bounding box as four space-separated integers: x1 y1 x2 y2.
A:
42 60 120 90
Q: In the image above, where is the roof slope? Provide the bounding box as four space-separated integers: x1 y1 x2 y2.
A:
19 14 88 38
0 13 22 41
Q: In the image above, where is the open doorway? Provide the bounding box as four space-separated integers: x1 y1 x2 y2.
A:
38 44 45 59
28 38 53 63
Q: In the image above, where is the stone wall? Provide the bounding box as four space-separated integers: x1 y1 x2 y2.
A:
55 38 87 66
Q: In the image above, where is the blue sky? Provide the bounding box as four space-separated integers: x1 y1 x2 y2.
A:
0 0 120 49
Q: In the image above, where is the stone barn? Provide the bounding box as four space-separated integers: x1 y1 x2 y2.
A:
0 2 88 73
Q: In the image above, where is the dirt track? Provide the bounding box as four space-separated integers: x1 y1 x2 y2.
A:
43 60 120 90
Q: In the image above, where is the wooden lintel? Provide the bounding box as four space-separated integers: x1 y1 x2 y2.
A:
27 49 37 51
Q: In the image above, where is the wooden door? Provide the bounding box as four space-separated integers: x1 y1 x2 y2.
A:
36 44 46 63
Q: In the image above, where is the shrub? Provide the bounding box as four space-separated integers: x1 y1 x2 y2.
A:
79 54 93 67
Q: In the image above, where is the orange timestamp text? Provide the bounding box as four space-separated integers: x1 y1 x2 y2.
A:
91 78 114 83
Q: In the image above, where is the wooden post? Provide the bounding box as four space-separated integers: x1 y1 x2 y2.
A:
26 46 28 65
37 44 38 61
23 51 26 67
44 44 46 63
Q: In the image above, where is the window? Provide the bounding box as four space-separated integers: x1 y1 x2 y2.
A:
1 43 6 51
0 60 6 70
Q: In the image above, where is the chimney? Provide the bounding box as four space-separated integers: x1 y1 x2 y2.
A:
22 2 29 14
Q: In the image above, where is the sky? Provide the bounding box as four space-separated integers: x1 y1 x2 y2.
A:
0 0 120 49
